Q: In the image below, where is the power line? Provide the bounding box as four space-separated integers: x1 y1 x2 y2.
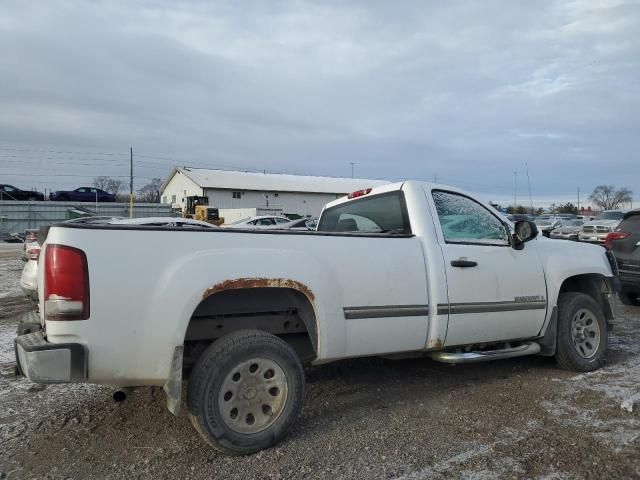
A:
0 145 126 156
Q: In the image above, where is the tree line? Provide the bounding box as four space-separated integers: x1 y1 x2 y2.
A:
499 184 632 215
93 176 162 203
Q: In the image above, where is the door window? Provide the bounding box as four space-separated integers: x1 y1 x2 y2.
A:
432 190 508 245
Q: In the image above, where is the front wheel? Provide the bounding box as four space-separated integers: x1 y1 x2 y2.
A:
555 292 607 372
187 330 305 455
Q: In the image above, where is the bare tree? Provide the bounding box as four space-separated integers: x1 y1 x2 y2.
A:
589 185 633 210
136 178 162 203
93 176 125 200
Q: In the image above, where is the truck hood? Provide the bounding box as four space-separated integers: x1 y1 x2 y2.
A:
534 237 613 278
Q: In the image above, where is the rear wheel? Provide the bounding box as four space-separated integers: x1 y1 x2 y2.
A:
619 291 640 306
187 330 304 455
555 292 607 372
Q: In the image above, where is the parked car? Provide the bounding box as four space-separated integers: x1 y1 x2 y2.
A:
262 217 318 230
224 215 292 228
535 217 563 237
507 214 534 222
50 187 116 202
578 210 627 244
0 184 44 201
605 210 640 306
20 229 40 300
550 219 585 241
15 180 619 455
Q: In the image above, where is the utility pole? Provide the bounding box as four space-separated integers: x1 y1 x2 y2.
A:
350 162 355 179
513 171 517 209
577 186 580 211
129 147 134 218
525 163 533 214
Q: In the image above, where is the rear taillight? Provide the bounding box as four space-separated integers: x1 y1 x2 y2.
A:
26 247 40 261
44 245 90 320
604 231 629 250
25 231 37 242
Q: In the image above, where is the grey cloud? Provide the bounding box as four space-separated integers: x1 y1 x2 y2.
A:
0 0 638 203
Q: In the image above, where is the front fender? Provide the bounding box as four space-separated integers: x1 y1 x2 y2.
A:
535 239 614 337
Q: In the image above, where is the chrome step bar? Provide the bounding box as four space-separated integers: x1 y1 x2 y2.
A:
430 342 541 364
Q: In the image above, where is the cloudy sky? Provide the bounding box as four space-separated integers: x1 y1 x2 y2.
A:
1 0 638 206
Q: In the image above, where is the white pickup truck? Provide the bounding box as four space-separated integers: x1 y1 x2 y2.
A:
15 181 620 455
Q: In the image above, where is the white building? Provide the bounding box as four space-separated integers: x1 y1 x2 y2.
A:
160 167 389 216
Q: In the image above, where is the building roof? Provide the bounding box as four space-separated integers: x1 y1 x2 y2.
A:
162 167 389 194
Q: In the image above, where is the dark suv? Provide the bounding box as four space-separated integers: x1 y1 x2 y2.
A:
606 210 640 305
0 184 45 201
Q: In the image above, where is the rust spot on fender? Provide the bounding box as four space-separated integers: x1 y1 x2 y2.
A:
203 277 315 303
428 338 443 349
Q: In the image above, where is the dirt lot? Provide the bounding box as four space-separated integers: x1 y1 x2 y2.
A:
1 245 639 479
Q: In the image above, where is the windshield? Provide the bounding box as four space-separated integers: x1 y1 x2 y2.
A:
535 219 553 226
565 220 584 226
597 211 624 220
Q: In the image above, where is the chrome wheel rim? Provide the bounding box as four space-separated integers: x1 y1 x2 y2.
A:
571 308 600 359
218 358 288 434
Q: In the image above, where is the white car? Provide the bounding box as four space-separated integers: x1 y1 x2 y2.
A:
578 210 627 244
261 217 318 230
224 215 292 228
20 241 40 301
16 181 619 455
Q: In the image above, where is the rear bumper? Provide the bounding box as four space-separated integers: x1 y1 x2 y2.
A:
14 331 87 383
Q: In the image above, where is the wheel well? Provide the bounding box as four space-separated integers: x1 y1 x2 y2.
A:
183 287 318 371
558 273 614 320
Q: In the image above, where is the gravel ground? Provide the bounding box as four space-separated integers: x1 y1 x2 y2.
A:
1 246 639 479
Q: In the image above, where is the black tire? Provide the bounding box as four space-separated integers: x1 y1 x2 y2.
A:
187 330 304 455
619 291 640 306
555 292 607 372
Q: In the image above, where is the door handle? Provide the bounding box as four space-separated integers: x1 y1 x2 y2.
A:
451 259 478 268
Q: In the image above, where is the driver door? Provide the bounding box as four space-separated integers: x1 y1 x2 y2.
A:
429 189 547 346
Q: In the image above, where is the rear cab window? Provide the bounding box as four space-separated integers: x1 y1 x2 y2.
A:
317 191 411 233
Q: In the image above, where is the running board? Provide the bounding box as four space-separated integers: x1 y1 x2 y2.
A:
430 342 541 364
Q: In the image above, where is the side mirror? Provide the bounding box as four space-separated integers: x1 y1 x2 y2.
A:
512 220 538 249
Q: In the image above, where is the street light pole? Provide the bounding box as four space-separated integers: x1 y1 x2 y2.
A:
350 162 355 179
513 171 517 209
129 147 134 218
